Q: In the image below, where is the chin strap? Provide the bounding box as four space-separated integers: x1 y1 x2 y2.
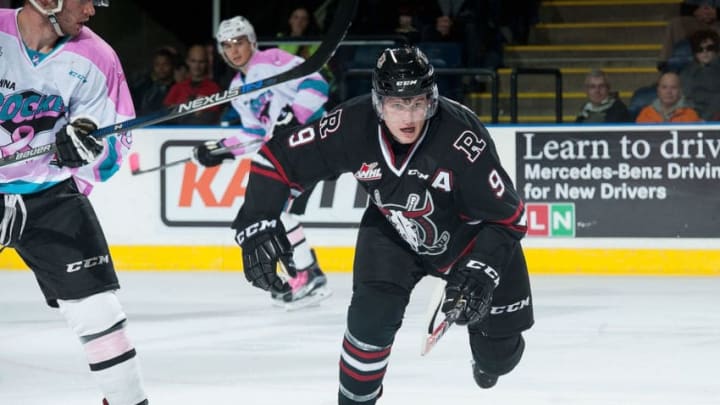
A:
27 0 66 36
46 13 65 36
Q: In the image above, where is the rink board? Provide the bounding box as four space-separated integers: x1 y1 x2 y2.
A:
1 123 719 275
0 246 719 275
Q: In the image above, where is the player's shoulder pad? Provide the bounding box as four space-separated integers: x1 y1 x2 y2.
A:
437 97 493 141
310 94 375 143
322 94 374 127
435 97 496 168
438 97 487 129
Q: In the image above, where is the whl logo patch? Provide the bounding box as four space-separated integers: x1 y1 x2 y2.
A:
354 162 382 181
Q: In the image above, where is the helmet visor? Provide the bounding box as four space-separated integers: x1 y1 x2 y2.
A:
372 85 439 122
381 96 431 122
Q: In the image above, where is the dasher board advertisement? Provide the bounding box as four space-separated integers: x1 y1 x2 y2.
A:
516 128 720 237
159 140 368 227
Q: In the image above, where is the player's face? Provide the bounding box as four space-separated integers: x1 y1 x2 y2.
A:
382 95 429 144
57 0 97 37
221 36 254 71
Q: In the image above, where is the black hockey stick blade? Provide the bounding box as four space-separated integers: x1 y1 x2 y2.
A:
0 0 358 168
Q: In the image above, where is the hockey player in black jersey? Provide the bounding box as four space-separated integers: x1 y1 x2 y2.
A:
231 46 534 404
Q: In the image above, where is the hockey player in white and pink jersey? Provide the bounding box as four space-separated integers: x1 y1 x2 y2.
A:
193 15 332 310
0 1 147 404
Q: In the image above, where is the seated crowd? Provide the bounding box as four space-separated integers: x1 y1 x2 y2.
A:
126 0 720 125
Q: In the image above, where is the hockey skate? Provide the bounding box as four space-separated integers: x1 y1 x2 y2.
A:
471 361 499 389
102 399 148 405
271 264 332 311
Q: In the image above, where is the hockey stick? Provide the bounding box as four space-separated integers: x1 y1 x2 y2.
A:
128 152 184 175
127 138 264 175
0 0 358 168
421 278 466 356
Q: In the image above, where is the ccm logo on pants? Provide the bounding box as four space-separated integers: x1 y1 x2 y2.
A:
66 255 110 273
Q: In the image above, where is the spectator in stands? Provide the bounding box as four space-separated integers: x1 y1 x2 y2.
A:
420 9 467 100
433 1 478 66
277 6 321 60
422 14 463 43
277 6 340 109
393 4 422 44
660 0 720 63
679 29 720 119
205 39 233 90
636 72 702 123
163 44 223 125
576 69 633 123
422 0 505 69
498 0 541 45
128 47 177 116
156 45 190 84
174 61 189 83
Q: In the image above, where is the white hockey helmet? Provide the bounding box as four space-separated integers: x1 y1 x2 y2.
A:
216 16 257 66
28 0 110 36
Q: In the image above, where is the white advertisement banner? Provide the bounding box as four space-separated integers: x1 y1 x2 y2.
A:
88 124 720 249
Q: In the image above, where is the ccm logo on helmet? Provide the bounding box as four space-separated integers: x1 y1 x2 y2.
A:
236 219 278 244
396 80 418 86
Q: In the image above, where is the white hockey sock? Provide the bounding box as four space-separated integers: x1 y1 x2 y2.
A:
281 212 315 270
58 293 148 405
83 322 147 405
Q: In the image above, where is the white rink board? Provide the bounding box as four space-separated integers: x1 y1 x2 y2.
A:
88 123 720 249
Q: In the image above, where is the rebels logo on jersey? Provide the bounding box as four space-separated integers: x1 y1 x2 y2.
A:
375 190 449 255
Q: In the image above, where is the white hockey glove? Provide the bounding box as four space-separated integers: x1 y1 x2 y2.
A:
54 118 103 168
235 218 297 294
0 194 27 247
193 138 235 167
442 257 500 326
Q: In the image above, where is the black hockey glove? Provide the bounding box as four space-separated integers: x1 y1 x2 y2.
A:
442 257 500 326
272 105 301 137
54 118 103 168
277 105 301 128
193 138 235 167
235 218 297 294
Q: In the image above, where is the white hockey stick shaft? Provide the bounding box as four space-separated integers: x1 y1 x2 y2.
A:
128 138 264 175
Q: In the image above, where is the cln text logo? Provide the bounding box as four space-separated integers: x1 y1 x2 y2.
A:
526 203 575 237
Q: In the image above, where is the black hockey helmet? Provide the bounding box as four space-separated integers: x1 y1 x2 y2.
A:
371 46 439 120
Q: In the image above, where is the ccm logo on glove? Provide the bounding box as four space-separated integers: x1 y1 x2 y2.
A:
466 259 500 287
235 219 279 244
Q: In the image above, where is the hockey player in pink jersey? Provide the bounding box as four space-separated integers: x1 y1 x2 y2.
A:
0 1 147 404
193 16 332 310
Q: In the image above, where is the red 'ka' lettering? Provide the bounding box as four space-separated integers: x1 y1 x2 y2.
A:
178 160 251 207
